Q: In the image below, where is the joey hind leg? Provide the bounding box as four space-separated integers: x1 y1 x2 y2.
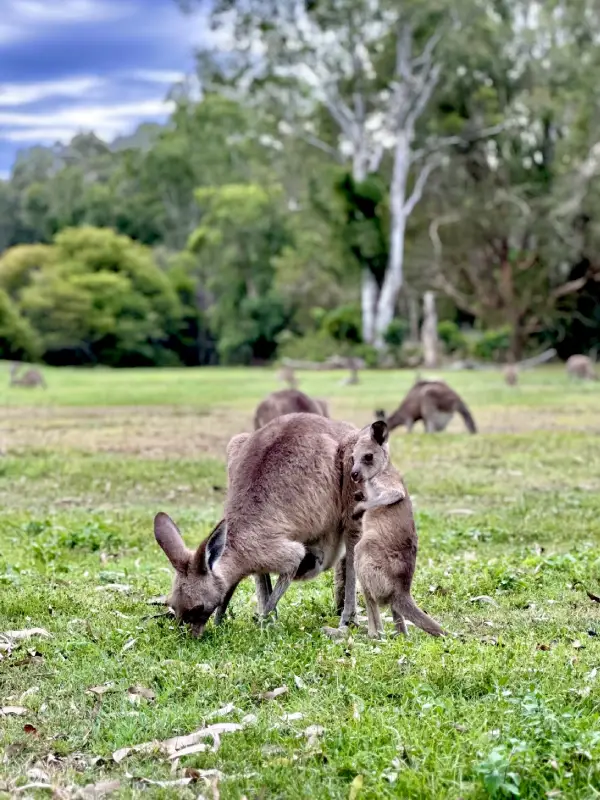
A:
340 535 358 628
391 601 408 635
364 592 384 639
334 557 346 614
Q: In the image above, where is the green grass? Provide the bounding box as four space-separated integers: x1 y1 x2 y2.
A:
1 362 600 798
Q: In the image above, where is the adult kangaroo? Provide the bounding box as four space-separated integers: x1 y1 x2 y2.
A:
254 388 328 430
376 379 477 434
155 413 362 636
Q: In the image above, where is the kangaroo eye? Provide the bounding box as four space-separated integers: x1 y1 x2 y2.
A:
363 454 374 463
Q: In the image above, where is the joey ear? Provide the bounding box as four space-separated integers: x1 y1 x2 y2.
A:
370 420 388 446
205 519 227 571
374 409 386 421
154 512 190 572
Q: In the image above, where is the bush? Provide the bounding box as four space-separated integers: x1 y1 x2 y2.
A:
438 320 467 355
0 288 41 360
278 331 378 366
383 318 408 348
472 326 511 362
320 304 362 343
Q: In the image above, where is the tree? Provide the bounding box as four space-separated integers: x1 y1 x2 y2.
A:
188 183 292 363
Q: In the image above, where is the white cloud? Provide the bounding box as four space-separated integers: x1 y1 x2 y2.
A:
130 70 187 84
9 0 135 24
0 77 105 107
1 99 175 142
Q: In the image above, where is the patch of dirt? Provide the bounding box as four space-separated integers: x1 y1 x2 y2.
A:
0 406 252 459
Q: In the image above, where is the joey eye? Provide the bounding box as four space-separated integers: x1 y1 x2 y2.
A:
363 454 374 463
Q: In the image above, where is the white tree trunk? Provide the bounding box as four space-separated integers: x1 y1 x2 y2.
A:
421 291 438 368
361 269 378 345
373 133 410 348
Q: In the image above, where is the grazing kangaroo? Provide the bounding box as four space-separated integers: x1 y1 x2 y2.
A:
9 362 46 388
154 413 363 636
278 365 298 389
503 364 518 386
350 420 445 638
376 380 476 434
254 389 328 430
566 354 596 380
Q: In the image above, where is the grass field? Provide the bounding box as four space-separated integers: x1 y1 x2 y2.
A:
1 363 600 799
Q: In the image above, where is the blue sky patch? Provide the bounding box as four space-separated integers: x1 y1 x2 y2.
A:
0 0 208 176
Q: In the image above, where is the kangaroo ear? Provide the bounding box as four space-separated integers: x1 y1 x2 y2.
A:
374 409 386 421
154 512 190 572
205 519 227 571
371 420 388 446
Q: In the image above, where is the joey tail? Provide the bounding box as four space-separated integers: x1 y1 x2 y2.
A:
456 401 477 434
394 594 445 637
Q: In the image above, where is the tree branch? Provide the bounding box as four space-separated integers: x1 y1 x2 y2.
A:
403 155 443 216
411 121 511 163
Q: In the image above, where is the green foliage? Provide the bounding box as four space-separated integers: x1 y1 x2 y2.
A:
0 288 41 360
3 227 183 366
437 320 467 355
472 326 512 362
320 304 362 343
383 318 409 348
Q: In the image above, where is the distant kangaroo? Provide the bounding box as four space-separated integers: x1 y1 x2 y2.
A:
376 379 476 434
350 420 445 638
277 365 298 390
9 362 46 389
566 355 596 380
254 389 328 430
503 364 518 386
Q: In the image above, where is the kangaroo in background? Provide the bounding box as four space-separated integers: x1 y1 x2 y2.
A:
375 379 476 434
278 365 298 389
566 354 596 380
254 388 328 430
9 362 46 388
503 363 518 386
154 413 364 637
350 420 445 638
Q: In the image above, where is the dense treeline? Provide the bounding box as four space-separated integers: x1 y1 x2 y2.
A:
1 0 600 366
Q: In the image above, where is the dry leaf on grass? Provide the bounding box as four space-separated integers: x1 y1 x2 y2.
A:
77 779 121 798
135 777 193 788
1 706 27 716
121 638 136 653
303 725 325 747
349 774 364 799
26 768 50 782
470 596 498 606
572 640 584 649
23 723 38 735
293 675 305 690
127 686 155 703
281 712 303 722
537 643 551 651
113 722 244 763
2 628 51 641
13 782 53 794
146 596 168 606
207 702 235 718
86 683 115 697
95 584 131 593
258 686 288 701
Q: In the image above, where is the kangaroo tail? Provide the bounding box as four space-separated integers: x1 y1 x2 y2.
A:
456 401 477 433
395 594 445 637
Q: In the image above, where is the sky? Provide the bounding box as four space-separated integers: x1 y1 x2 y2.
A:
0 0 209 177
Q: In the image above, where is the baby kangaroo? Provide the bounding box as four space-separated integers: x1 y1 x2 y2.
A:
351 420 445 638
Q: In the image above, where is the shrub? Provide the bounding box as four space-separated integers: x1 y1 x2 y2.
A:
383 318 408 348
319 304 362 343
438 320 467 355
472 326 511 362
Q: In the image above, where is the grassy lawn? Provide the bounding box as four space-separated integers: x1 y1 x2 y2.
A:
1 363 600 799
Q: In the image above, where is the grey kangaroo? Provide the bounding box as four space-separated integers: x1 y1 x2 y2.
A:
350 420 445 638
254 389 328 430
154 413 363 636
376 379 476 434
